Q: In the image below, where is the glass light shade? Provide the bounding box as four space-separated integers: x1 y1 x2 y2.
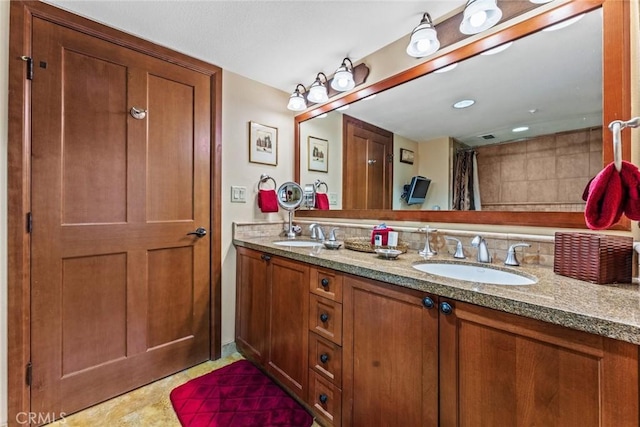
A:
406 25 440 57
331 68 355 91
308 81 329 103
287 91 307 111
459 0 502 34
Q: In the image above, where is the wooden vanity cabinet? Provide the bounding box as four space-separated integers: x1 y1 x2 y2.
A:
342 275 439 427
439 300 639 427
235 247 309 399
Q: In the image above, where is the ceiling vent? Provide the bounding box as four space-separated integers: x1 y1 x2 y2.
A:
480 134 495 139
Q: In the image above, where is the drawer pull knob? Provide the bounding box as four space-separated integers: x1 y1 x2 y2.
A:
319 394 329 404
260 254 271 261
440 301 453 315
422 297 435 309
320 313 329 322
320 353 330 363
321 278 330 287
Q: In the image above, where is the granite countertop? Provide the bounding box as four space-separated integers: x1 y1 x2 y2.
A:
234 236 640 345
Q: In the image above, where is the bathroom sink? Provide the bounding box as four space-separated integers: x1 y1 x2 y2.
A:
413 262 536 285
273 240 321 247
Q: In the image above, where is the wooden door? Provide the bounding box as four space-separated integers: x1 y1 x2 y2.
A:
235 247 269 364
342 275 438 427
343 115 393 209
439 300 639 427
30 17 211 416
267 257 310 399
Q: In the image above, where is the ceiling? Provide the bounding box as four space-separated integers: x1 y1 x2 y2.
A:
43 1 601 147
44 0 467 92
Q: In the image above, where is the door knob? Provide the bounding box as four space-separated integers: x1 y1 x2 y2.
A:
186 227 207 238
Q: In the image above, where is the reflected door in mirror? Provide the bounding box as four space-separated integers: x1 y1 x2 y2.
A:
343 115 393 209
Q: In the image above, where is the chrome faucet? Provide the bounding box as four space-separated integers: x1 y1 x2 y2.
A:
471 235 492 263
445 237 465 259
504 243 531 266
309 223 325 241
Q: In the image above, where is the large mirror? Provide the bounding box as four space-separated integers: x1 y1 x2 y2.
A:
295 0 631 229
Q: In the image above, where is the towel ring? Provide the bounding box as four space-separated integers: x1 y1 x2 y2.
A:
608 117 640 172
314 179 328 193
258 174 277 190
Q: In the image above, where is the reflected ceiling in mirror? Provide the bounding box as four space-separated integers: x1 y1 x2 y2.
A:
343 9 601 147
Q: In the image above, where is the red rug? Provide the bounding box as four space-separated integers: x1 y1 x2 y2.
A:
170 359 313 427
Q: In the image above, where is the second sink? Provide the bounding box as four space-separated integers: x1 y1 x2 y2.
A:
413 262 536 286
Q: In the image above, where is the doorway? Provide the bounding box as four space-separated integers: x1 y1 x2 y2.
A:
7 1 222 421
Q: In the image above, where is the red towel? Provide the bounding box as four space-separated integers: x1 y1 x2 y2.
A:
621 161 640 220
258 189 278 213
315 193 329 210
583 162 624 230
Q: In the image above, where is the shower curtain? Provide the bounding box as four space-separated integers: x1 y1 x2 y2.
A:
452 150 481 210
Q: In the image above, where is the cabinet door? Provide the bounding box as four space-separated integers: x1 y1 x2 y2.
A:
268 256 310 398
439 300 639 427
235 247 269 363
343 275 438 427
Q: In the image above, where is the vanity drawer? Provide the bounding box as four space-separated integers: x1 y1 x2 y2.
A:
308 369 342 427
310 268 343 302
309 332 342 386
309 294 343 345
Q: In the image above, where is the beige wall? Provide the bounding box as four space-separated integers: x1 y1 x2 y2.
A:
299 111 342 208
393 134 419 209
221 71 294 347
418 136 451 210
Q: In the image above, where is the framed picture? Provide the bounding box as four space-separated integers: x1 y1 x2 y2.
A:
400 148 415 164
249 121 278 166
308 136 329 173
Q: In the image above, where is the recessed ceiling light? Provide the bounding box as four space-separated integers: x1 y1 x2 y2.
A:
364 94 377 101
543 14 585 32
480 41 513 56
453 99 475 109
336 105 349 111
512 126 529 132
317 113 328 119
529 0 553 3
434 63 458 73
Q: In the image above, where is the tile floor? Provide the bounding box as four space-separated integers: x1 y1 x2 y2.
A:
45 352 320 426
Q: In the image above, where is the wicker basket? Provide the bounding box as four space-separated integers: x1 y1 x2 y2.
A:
553 232 632 284
344 236 409 254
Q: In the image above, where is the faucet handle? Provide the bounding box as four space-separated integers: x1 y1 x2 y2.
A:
328 228 339 241
445 237 465 259
505 243 531 266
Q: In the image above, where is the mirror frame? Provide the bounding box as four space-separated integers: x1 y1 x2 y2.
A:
294 0 631 230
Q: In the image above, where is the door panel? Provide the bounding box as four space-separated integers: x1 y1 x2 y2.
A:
343 115 393 209
30 17 211 416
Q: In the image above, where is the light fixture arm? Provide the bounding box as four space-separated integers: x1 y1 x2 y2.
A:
417 13 434 30
294 83 306 95
315 72 328 85
340 58 354 72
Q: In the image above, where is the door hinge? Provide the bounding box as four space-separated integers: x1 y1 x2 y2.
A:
20 56 33 80
26 212 32 233
26 362 32 386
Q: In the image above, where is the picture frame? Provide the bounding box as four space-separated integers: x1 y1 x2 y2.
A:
308 136 329 173
400 148 415 165
249 121 278 166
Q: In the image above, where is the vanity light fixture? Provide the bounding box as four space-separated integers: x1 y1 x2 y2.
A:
308 72 329 104
406 12 440 58
542 13 585 31
287 84 307 111
317 113 328 119
459 0 503 35
336 105 350 111
453 99 475 109
480 41 513 56
330 58 356 91
434 63 458 73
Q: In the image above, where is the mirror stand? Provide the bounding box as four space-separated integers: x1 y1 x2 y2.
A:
277 182 304 238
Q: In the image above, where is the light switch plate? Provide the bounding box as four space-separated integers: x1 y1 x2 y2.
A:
329 192 338 205
231 185 247 203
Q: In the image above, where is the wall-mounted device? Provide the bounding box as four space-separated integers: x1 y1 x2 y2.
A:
401 175 431 205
